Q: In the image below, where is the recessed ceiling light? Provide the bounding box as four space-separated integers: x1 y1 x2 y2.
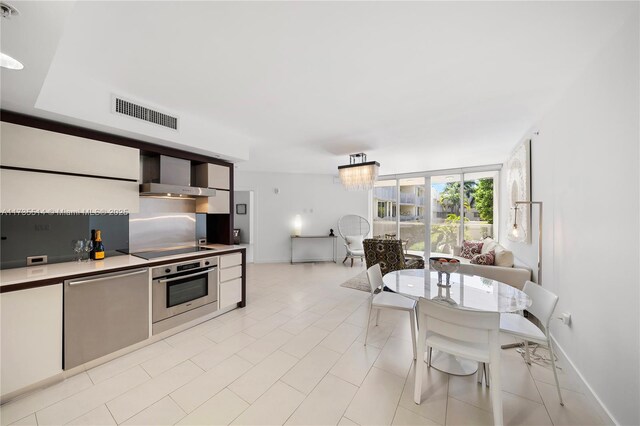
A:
1 52 23 70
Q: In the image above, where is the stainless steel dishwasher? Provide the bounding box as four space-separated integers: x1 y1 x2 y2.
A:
64 268 149 370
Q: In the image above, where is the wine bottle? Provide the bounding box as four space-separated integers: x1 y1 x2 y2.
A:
91 229 105 260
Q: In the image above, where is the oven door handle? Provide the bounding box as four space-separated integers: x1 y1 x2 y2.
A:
158 267 217 283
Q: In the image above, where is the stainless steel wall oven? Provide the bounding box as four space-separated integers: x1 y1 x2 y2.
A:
152 256 218 326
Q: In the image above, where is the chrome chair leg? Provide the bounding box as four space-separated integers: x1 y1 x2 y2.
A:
547 337 565 406
484 363 490 387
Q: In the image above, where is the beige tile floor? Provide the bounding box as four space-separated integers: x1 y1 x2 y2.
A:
1 262 610 426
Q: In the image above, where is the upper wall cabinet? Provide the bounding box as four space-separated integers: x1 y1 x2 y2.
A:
0 122 139 181
0 122 140 212
195 163 230 190
0 169 140 212
195 190 230 214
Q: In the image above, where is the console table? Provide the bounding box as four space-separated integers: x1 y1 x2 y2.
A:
290 236 338 264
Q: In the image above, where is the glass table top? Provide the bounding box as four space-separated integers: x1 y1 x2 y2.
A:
382 269 531 313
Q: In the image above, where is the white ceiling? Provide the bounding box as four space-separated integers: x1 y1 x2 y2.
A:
1 1 635 175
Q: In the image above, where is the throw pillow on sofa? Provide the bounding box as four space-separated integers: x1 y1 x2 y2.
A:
480 237 498 254
460 240 483 259
493 245 514 267
475 237 515 267
471 250 495 265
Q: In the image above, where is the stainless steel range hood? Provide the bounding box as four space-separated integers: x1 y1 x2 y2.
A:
139 182 216 197
140 155 216 197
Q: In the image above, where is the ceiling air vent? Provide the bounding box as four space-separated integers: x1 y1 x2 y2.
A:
112 96 179 131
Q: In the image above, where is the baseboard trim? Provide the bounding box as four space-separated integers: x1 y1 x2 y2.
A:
550 334 619 425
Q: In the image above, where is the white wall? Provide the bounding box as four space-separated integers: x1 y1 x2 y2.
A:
499 16 639 425
234 171 370 263
37 63 251 163
233 191 253 244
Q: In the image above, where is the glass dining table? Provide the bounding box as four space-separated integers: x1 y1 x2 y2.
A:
382 268 531 375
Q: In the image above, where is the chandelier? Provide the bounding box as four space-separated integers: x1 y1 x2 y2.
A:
338 153 380 191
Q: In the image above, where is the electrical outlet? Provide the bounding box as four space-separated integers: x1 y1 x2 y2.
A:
559 312 571 325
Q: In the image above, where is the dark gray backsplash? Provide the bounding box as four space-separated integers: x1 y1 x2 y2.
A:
0 214 129 269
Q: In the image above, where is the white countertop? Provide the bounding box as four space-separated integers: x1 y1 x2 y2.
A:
0 244 244 288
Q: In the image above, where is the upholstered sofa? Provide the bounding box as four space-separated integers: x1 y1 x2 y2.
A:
364 239 425 276
433 238 531 290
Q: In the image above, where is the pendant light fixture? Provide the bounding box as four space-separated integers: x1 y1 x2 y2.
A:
338 153 380 191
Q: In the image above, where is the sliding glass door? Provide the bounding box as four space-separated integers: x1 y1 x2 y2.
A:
430 174 462 254
429 171 498 254
399 177 426 256
372 177 427 257
371 167 499 259
463 171 498 241
372 180 397 238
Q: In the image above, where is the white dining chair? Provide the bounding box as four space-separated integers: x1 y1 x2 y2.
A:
414 298 503 426
500 280 564 406
364 264 417 359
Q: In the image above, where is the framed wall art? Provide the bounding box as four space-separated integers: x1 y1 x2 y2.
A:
506 139 531 243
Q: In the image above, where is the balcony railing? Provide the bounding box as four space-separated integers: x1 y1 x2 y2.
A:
373 187 396 201
400 215 424 221
400 193 424 205
375 191 425 205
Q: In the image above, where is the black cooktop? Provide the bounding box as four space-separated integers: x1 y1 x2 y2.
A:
131 246 215 260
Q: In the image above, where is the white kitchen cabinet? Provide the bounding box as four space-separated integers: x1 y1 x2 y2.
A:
218 253 243 309
220 265 242 282
0 122 140 213
219 279 242 308
0 169 140 213
1 284 63 398
195 190 230 214
220 252 242 268
195 163 230 190
0 122 139 180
